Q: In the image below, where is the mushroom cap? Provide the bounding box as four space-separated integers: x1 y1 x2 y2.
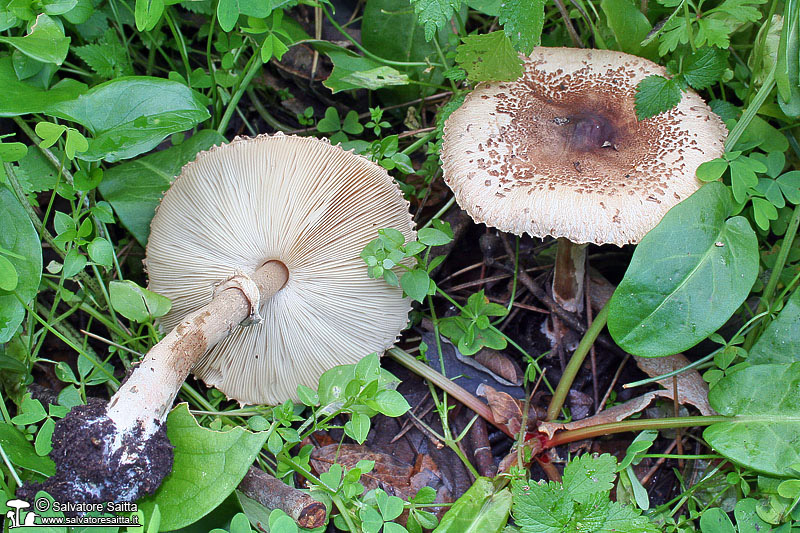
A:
145 134 414 405
441 47 727 246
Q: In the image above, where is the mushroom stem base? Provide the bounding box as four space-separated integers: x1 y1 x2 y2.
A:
552 239 587 314
106 260 289 439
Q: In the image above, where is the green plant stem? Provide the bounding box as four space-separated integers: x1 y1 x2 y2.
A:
21 297 120 388
744 202 800 350
163 8 191 79
420 197 455 229
546 304 609 421
401 130 436 156
547 415 728 447
318 6 440 68
217 50 263 135
246 87 294 131
725 65 776 150
387 347 513 438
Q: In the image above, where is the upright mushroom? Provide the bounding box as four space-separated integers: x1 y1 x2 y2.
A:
441 47 727 313
25 133 415 504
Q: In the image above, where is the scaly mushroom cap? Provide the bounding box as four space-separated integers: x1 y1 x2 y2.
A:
146 134 414 405
442 47 727 245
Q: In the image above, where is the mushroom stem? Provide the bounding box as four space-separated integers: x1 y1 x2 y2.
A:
107 260 289 439
552 238 587 314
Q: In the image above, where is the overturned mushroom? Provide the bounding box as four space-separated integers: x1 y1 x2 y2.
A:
441 47 727 313
25 134 415 504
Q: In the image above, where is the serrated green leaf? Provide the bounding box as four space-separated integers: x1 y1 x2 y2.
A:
499 0 543 54
410 0 462 40
455 31 523 83
634 75 682 120
683 47 728 90
562 454 618 504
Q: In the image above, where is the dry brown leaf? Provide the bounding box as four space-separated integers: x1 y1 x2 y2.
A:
539 391 666 438
634 354 715 416
310 444 443 502
476 383 523 435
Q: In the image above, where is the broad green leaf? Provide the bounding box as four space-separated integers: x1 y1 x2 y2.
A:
696 158 728 182
361 0 451 100
732 499 771 533
35 417 55 456
608 183 759 357
699 508 735 532
139 404 269 530
0 57 86 117
344 413 371 444
0 256 17 291
109 280 171 322
401 268 430 302
46 77 210 162
10 395 47 424
600 0 657 59
455 31 523 83
418 227 452 246
216 0 272 32
322 45 410 93
749 286 800 364
434 477 511 533
704 363 800 476
0 14 70 65
98 130 224 244
0 186 42 343
372 389 410 417
87 237 114 267
0 422 55 476
499 0 543 54
134 0 164 31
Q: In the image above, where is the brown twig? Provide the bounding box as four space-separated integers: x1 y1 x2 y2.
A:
552 0 583 47
238 466 326 528
468 416 497 478
596 354 630 414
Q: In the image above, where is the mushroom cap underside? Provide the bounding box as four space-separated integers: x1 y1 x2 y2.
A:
146 134 415 405
442 47 727 246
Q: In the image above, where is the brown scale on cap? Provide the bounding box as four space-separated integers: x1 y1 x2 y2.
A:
442 47 727 246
